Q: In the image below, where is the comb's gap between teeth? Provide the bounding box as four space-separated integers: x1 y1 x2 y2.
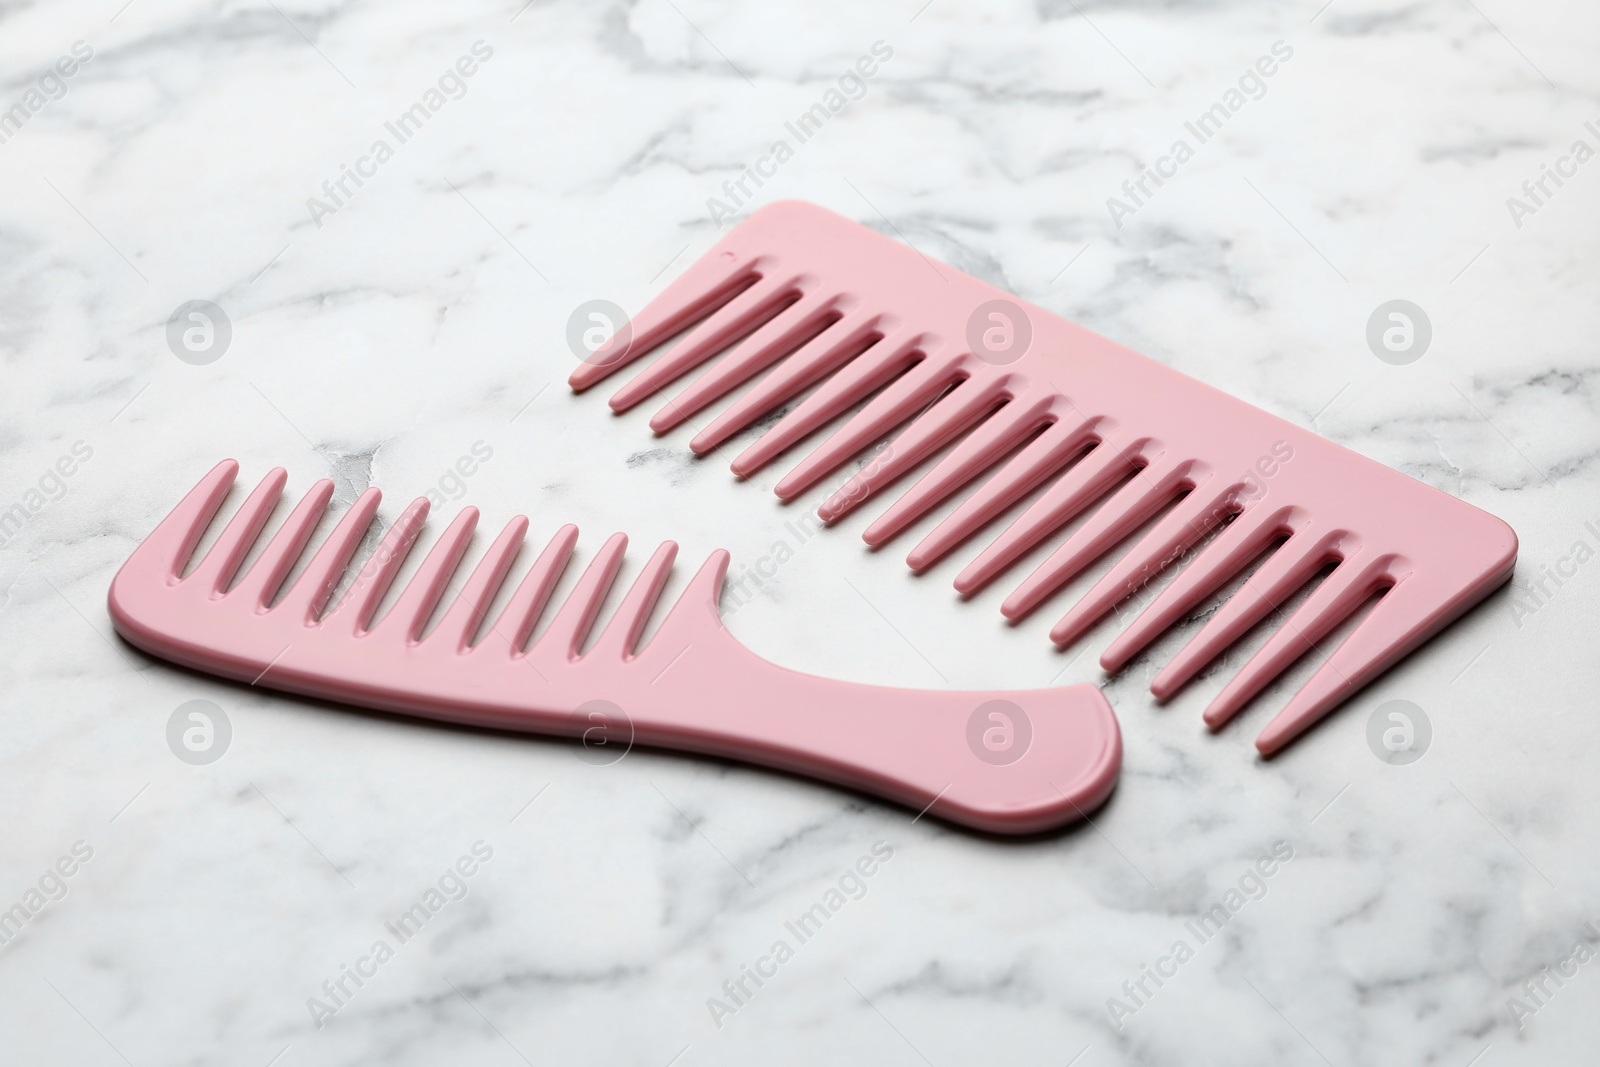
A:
726 342 930 482
1177 558 1340 698
1018 480 1198 628
264 490 349 610
495 524 580 653
309 496 389 623
521 534 604 652
1045 480 1242 648
1100 506 1243 635
432 516 528 650
542 533 630 657
589 541 682 657
609 283 800 412
188 469 287 594
732 336 930 477
177 477 244 580
341 500 431 633
572 541 648 657
234 478 337 609
907 415 1091 571
651 298 845 433
814 377 1007 525
776 357 970 502
866 398 1057 550
617 545 691 657
692 324 888 458
386 509 481 643
220 484 299 596
668 307 847 432
998 479 1199 640
1003 460 1197 624
574 268 763 389
1205 557 1391 729
955 445 1142 597
1218 580 1391 739
1100 506 1294 672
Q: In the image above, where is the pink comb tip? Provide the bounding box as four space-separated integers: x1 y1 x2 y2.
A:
108 461 1121 834
568 200 1519 754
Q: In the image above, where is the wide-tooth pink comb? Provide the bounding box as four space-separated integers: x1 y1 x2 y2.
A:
570 200 1517 756
107 461 1120 834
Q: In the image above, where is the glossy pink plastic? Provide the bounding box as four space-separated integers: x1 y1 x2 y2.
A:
107 461 1121 834
569 200 1518 755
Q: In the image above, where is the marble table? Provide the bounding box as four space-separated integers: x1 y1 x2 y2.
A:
1 0 1595 1064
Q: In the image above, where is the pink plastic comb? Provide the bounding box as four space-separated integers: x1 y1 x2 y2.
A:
107 461 1120 834
569 200 1518 755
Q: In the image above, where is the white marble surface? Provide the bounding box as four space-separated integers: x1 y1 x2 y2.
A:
1 0 1597 1063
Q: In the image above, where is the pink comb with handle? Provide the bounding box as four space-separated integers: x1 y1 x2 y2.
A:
570 200 1518 755
107 461 1120 834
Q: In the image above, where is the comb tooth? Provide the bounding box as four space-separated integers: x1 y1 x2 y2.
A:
608 280 793 413
233 479 336 608
494 524 580 653
907 413 1091 572
1099 504 1290 672
188 468 287 594
1047 480 1237 647
539 532 630 657
279 487 384 621
729 332 924 477
435 516 529 650
1253 570 1434 755
591 540 679 657
688 313 881 456
864 395 1055 551
1203 554 1391 730
953 438 1136 597
569 255 760 392
334 498 431 632
1150 531 1332 700
816 379 1007 525
144 460 239 579
650 296 836 434
379 508 479 642
774 354 967 502
1002 459 1194 622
